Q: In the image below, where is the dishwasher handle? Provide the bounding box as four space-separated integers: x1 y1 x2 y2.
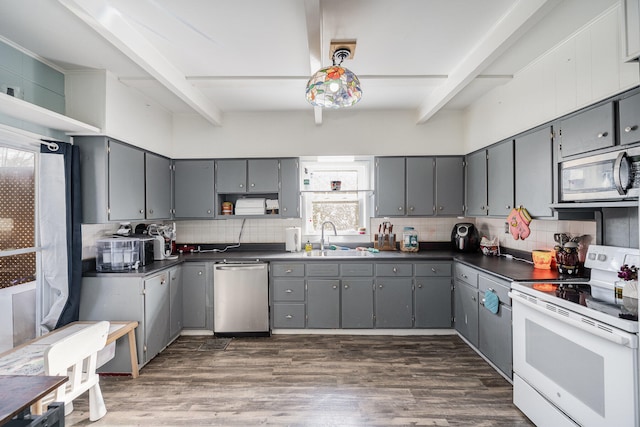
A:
215 264 266 271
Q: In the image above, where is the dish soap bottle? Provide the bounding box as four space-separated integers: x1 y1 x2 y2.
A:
305 240 312 252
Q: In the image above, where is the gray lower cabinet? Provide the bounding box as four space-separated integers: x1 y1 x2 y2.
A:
341 279 374 328
487 140 514 217
453 261 513 379
514 126 554 217
169 265 183 341
375 278 413 328
414 277 452 328
307 279 340 328
271 263 306 328
465 150 488 216
559 101 615 158
181 263 209 329
174 160 215 219
619 89 640 146
79 267 180 373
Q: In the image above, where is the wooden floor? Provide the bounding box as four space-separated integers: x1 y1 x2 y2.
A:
65 334 533 426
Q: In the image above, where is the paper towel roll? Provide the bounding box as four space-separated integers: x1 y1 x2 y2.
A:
286 227 301 252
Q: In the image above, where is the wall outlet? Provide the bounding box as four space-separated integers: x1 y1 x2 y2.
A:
504 222 509 233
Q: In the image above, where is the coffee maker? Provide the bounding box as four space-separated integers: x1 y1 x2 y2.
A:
451 223 480 252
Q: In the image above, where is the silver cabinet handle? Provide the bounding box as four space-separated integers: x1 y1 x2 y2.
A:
207 209 212 214
471 295 476 301
332 285 337 289
409 206 414 211
149 209 154 214
505 205 510 209
481 205 485 210
379 284 383 289
462 274 468 279
625 125 638 133
139 209 144 214
417 284 423 288
398 206 403 211
392 267 397 273
198 271 203 275
285 315 293 319
239 183 244 188
438 206 443 210
283 207 287 211
431 267 437 273
597 132 608 138
344 284 349 289
250 183 255 187
480 298 485 306
285 289 293 293
285 269 292 273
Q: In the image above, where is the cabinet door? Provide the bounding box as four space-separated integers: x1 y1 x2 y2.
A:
169 266 183 340
342 279 374 328
375 157 406 216
414 277 452 328
306 279 340 328
108 140 146 221
405 157 434 216
559 102 614 158
279 158 299 218
479 304 512 378
435 157 464 216
465 150 487 216
144 272 170 363
374 278 413 328
145 152 172 220
515 127 553 217
487 140 514 217
623 0 640 61
216 159 247 193
182 263 208 329
174 160 215 218
248 159 279 192
454 281 478 347
619 90 640 146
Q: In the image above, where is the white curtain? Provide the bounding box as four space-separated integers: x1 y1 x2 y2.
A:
38 148 69 332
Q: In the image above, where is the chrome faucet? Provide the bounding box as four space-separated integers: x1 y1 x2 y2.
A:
320 221 337 251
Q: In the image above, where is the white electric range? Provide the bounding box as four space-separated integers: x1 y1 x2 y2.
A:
510 245 639 427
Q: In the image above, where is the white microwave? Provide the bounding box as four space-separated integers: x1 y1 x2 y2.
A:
560 146 640 201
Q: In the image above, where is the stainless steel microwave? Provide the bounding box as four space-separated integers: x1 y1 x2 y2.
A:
560 146 640 201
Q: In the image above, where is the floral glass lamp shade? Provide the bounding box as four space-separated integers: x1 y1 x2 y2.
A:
305 48 362 108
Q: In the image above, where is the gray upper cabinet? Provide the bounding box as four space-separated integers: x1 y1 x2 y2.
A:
215 159 247 193
559 102 615 158
145 152 172 220
487 140 514 217
174 160 215 219
619 90 640 146
622 0 640 62
406 157 435 216
435 157 464 216
375 157 406 216
75 136 146 223
465 150 487 216
215 159 279 193
515 127 554 217
279 158 300 218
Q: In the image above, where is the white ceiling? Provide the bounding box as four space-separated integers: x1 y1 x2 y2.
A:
0 0 618 125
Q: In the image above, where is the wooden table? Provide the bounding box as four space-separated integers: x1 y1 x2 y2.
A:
0 321 139 378
0 375 67 425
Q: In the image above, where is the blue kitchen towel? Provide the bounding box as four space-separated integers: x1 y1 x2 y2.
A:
484 289 499 314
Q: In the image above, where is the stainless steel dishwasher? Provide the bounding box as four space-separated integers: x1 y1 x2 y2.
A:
213 262 270 336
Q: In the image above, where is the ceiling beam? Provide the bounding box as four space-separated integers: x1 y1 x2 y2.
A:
304 0 323 125
416 0 560 124
58 0 223 126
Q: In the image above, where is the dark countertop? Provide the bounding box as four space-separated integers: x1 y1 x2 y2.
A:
84 248 586 282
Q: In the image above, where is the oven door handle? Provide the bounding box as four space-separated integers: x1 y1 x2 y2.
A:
509 292 635 348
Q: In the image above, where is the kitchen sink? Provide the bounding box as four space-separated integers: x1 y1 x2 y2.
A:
303 250 373 257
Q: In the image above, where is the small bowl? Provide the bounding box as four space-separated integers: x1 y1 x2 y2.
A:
480 245 499 256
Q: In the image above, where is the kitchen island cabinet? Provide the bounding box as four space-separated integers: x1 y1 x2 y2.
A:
79 266 180 373
173 160 215 219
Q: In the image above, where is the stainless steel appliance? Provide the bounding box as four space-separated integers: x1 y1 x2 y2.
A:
510 245 639 427
213 262 269 336
451 223 479 252
560 145 640 201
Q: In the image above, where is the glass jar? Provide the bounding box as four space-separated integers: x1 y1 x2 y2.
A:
401 227 418 252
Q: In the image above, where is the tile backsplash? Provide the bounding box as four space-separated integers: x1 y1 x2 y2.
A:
81 217 597 260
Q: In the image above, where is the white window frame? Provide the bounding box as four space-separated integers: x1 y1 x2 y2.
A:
299 156 373 244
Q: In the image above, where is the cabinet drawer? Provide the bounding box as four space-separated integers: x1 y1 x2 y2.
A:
375 263 412 277
273 279 305 302
271 263 304 277
478 274 510 306
306 263 339 277
272 303 305 328
454 263 478 287
415 262 451 277
341 263 374 276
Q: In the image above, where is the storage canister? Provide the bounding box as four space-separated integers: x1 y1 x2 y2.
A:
401 227 419 252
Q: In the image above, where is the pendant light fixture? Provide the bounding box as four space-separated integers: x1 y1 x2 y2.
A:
305 41 362 109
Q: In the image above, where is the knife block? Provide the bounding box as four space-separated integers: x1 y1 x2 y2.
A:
374 234 397 251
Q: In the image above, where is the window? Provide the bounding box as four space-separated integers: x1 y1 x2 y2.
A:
300 156 373 240
0 145 37 288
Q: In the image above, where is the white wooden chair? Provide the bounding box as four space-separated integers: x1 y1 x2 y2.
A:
42 321 110 421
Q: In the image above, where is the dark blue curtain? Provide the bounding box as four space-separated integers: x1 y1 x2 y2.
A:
41 141 83 328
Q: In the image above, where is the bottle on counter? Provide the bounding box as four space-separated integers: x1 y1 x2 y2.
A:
305 240 312 252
